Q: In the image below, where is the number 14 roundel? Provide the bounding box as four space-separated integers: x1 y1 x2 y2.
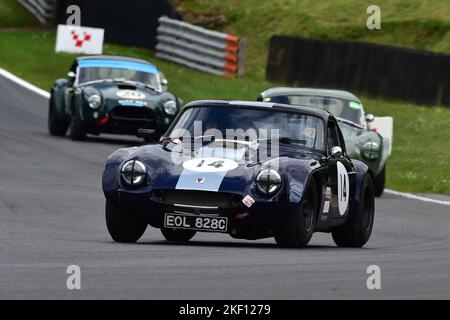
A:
337 161 349 216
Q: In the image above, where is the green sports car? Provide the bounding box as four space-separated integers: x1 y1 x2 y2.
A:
258 88 393 196
48 55 182 142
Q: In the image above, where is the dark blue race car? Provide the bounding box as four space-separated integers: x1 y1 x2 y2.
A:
102 100 375 248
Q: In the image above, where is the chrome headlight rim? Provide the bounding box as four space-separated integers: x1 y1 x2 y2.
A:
163 100 177 115
87 94 102 109
256 168 282 195
361 141 380 160
121 160 147 186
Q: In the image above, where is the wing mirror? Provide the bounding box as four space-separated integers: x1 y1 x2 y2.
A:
67 71 76 79
330 146 342 158
159 72 168 92
365 113 375 123
323 146 343 164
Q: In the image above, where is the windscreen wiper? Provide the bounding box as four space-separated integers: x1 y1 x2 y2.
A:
81 79 114 86
113 79 159 92
278 137 307 145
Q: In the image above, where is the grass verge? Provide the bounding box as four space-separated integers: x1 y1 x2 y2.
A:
173 0 450 79
0 0 40 28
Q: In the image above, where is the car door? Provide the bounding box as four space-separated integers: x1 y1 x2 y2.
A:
326 119 352 219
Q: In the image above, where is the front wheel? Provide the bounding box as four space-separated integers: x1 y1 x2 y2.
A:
374 166 386 197
105 200 147 243
332 174 375 247
274 178 318 248
68 106 87 141
160 228 196 242
48 96 69 136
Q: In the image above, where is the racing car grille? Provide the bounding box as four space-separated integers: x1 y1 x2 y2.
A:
110 106 155 127
152 190 242 209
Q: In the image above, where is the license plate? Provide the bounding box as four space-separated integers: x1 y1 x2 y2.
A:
164 213 228 232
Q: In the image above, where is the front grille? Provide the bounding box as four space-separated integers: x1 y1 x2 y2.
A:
152 190 242 209
110 106 155 128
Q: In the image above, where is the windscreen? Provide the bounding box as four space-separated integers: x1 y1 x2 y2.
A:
267 95 365 126
76 59 160 90
169 106 325 152
77 67 160 89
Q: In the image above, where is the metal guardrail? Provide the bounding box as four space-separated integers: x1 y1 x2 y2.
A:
156 16 244 78
17 0 56 24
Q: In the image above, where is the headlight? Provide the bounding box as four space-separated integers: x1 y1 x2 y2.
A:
256 168 282 195
361 141 380 160
88 94 102 109
163 100 177 115
121 160 147 186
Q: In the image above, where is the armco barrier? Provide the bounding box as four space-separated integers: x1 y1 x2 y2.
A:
18 0 56 24
266 35 450 107
156 16 244 78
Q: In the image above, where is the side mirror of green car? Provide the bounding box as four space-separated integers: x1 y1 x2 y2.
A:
365 113 375 123
67 72 76 84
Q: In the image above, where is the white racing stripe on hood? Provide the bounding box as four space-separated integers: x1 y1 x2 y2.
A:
175 169 228 192
176 156 240 191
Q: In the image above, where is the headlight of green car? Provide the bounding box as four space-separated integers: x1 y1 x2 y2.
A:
83 88 102 109
361 141 380 160
163 100 177 115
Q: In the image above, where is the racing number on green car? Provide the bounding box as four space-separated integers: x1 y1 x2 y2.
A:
337 162 350 216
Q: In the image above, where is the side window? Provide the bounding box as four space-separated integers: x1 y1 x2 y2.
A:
327 121 341 154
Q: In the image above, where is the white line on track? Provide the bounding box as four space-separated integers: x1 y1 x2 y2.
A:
385 189 450 206
0 67 50 99
1 67 449 207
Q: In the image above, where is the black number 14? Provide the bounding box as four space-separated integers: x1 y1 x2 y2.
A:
340 174 347 201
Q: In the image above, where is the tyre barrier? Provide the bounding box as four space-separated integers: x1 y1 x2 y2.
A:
156 16 244 78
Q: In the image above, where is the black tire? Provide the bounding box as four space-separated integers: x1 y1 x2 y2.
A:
274 178 318 248
48 95 69 136
68 106 87 141
160 228 196 242
332 174 375 248
105 200 147 243
374 166 386 197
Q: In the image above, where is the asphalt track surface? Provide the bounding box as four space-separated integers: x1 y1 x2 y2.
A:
0 74 449 300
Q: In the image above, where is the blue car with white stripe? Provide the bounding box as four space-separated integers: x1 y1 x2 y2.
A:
102 100 375 248
48 55 181 141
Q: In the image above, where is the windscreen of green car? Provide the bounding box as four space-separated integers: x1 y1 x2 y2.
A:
76 60 160 89
268 95 365 126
